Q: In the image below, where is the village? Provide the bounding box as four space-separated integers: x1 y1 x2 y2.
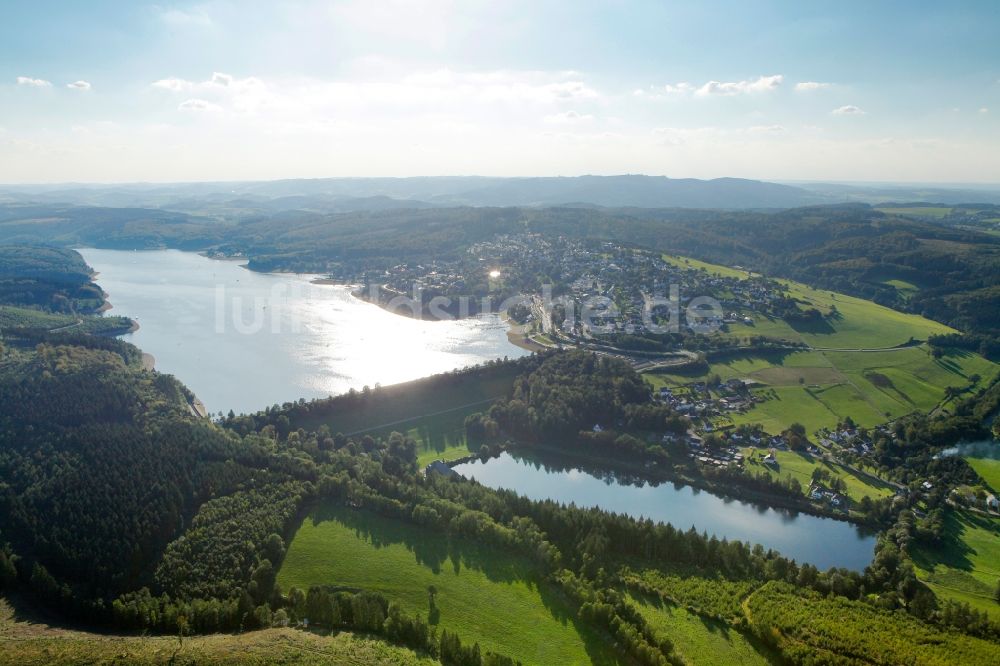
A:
344 232 792 340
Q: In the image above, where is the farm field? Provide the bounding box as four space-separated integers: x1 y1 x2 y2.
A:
0 597 433 666
732 384 848 433
277 505 619 665
966 456 1000 493
875 206 953 218
626 593 777 666
649 345 998 434
668 252 955 349
644 256 999 433
910 510 1000 621
663 254 754 280
740 447 896 503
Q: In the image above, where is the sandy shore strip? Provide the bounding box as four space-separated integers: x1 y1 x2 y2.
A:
500 311 549 353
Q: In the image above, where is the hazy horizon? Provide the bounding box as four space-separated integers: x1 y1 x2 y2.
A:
1 174 1000 189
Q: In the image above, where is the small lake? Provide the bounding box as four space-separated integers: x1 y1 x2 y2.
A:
79 249 528 415
453 451 878 570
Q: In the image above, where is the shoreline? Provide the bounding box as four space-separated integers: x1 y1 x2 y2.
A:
500 312 548 353
343 282 547 354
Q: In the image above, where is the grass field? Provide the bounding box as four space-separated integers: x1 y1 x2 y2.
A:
883 278 920 300
663 254 755 280
0 597 433 666
966 456 1000 493
875 206 953 218
649 254 1000 433
626 593 778 666
911 510 1000 621
669 251 955 349
741 448 896 503
732 385 845 433
278 505 620 665
646 346 998 434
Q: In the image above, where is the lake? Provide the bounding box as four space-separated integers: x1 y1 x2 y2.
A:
80 248 528 415
453 451 878 570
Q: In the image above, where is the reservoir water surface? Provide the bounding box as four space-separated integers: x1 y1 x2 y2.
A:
80 248 528 414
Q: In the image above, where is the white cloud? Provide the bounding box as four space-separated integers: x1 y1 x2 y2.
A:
152 77 194 92
157 6 213 27
832 105 866 115
664 82 695 95
16 76 51 88
795 81 831 91
647 75 783 98
67 80 91 91
748 124 786 134
210 72 234 87
979 107 989 114
178 98 221 112
544 110 594 124
696 74 783 96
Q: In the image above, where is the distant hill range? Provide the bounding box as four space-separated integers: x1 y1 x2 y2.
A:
3 175 999 212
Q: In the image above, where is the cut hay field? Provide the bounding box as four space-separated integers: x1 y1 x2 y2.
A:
911 510 1000 621
277 505 620 665
0 597 433 666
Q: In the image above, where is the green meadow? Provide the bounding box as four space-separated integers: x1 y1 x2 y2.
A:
966 456 1000 493
626 593 777 666
647 254 1000 433
911 510 1000 621
875 206 953 218
646 345 997 434
668 251 955 349
883 278 920 300
277 505 619 666
741 447 896 503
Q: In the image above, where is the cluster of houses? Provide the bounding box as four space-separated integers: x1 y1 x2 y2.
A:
809 485 847 507
351 232 792 343
372 261 470 299
816 425 894 459
655 378 758 421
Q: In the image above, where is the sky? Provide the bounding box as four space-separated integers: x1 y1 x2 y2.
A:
1 0 998 184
